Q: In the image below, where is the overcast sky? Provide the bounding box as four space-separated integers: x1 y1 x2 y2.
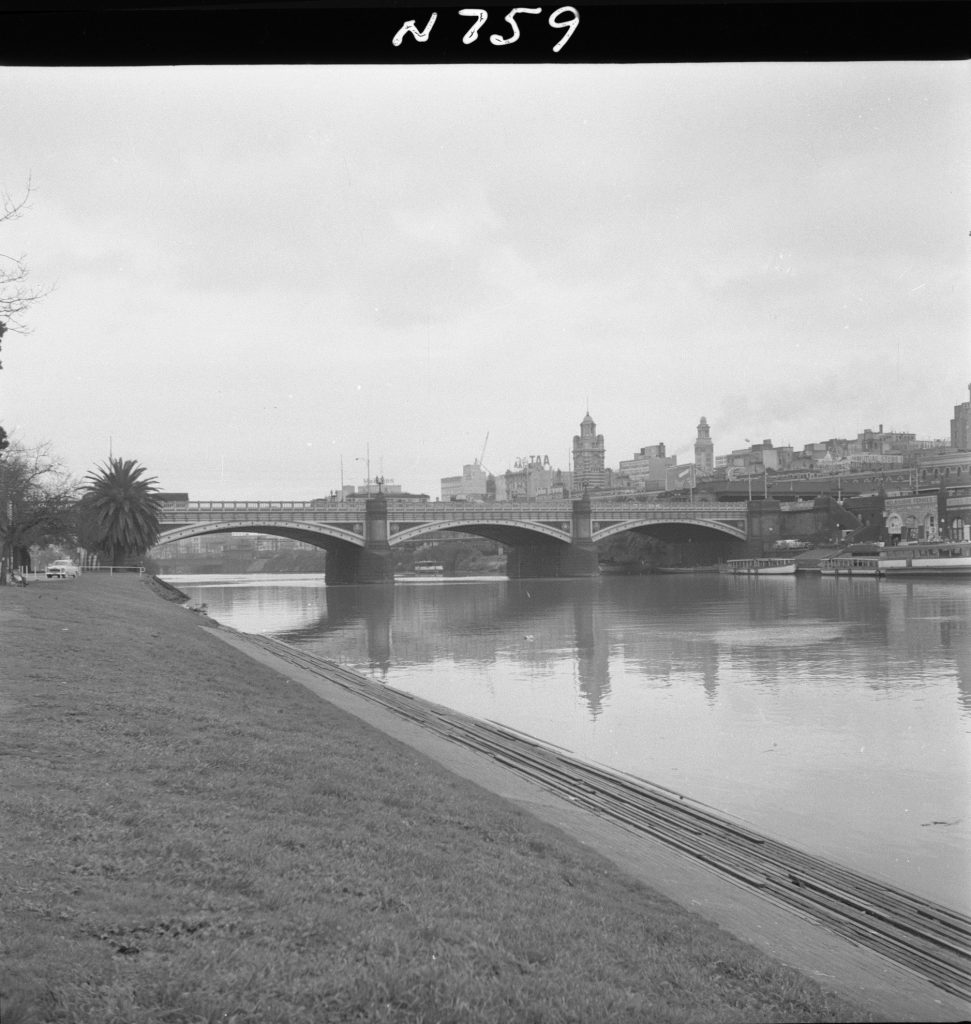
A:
1 61 968 499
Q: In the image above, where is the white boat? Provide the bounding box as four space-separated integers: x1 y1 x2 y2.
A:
877 541 971 577
396 561 445 579
722 557 797 576
819 555 884 578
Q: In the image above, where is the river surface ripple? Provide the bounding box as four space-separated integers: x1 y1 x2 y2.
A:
166 571 971 913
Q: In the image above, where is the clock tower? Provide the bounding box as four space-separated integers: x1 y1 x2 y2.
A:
694 416 714 476
572 411 606 493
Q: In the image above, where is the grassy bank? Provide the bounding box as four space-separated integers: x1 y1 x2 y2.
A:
0 574 874 1023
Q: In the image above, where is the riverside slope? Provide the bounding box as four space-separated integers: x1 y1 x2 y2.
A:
1 573 965 1023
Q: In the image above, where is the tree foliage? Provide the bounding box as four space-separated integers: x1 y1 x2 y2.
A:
0 440 79 579
80 458 162 566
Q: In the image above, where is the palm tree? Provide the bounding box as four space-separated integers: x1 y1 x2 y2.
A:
81 457 161 567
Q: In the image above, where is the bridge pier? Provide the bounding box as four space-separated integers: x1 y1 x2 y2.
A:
558 540 601 577
563 493 600 577
746 499 783 555
324 545 360 586
323 494 396 585
357 493 396 584
505 541 599 579
506 495 600 578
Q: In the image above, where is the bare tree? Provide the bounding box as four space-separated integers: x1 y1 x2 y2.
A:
1 177 51 367
0 439 79 582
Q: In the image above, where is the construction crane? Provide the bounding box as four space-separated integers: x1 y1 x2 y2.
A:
477 432 493 475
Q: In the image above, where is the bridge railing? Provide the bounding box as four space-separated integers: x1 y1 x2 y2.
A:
157 500 367 524
158 500 322 512
386 503 574 521
158 499 750 520
591 503 748 516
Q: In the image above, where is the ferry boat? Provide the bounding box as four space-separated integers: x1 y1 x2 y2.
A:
412 561 445 576
396 561 446 581
877 541 971 577
819 555 884 578
656 565 721 574
722 557 797 576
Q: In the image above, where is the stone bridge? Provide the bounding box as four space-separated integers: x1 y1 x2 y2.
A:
156 493 779 583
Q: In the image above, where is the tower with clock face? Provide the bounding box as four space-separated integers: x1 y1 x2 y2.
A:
572 411 606 493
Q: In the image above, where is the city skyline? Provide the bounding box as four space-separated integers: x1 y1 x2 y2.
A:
1 62 968 499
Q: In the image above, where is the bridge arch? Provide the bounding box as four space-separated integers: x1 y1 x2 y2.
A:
592 518 747 543
156 520 366 549
390 518 573 546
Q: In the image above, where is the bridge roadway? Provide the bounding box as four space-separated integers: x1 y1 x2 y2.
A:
156 494 760 584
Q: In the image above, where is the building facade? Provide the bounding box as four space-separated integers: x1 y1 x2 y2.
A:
884 494 941 543
952 384 971 451
618 442 676 492
441 462 490 502
717 439 794 476
572 412 607 493
493 456 570 501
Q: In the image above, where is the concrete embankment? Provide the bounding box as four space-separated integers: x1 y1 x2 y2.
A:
2 573 966 1022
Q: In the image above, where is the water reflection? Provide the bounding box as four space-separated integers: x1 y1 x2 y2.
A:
571 579 610 717
167 572 971 911
172 573 971 721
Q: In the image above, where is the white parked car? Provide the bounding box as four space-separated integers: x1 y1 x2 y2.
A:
46 559 80 579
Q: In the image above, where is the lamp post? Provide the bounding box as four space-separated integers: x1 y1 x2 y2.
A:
744 439 753 501
355 443 372 497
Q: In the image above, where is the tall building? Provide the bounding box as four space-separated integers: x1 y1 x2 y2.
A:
952 384 971 451
694 416 714 476
441 462 489 501
493 456 570 501
618 443 676 491
572 411 607 493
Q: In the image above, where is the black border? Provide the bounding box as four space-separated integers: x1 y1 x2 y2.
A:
0 2 968 65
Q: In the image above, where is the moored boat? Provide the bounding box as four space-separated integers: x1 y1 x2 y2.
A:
722 557 796 576
413 561 445 575
397 561 446 579
656 565 721 574
877 541 971 577
819 555 884 578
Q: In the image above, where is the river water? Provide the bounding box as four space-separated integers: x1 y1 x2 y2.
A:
165 571 971 914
